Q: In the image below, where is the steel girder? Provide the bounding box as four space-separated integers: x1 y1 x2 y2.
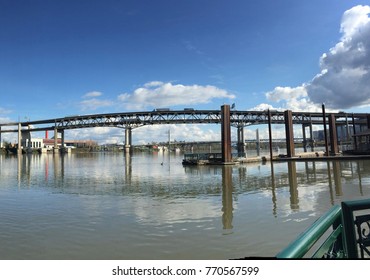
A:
0 110 368 133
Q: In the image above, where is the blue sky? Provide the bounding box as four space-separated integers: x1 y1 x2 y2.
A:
1 0 370 144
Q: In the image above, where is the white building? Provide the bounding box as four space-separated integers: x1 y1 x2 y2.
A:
23 138 44 149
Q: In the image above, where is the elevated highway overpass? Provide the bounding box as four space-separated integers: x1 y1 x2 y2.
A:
0 106 369 158
1 109 368 131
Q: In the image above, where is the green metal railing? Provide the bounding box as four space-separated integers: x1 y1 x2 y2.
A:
276 198 370 258
341 199 370 258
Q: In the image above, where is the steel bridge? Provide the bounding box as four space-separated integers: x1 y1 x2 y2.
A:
0 107 369 157
0 109 368 131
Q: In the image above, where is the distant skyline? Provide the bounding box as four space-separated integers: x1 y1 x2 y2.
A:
1 1 370 144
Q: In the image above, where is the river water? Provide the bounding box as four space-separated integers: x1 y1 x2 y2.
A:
0 151 370 259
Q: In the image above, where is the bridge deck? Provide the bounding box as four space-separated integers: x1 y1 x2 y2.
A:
0 109 367 133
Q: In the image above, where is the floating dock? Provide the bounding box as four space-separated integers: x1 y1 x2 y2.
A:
182 151 370 166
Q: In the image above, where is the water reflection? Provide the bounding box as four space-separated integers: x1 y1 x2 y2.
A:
124 153 132 184
287 161 299 210
3 152 370 259
11 153 370 213
222 166 233 231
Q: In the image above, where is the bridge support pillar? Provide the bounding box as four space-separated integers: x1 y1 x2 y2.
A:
302 123 314 152
322 104 329 156
17 123 22 154
53 127 59 154
237 125 245 157
21 129 31 151
302 124 307 152
125 127 132 153
268 110 273 160
329 114 339 155
256 129 260 156
60 130 66 153
221 105 232 163
352 114 357 150
309 123 314 152
345 115 351 142
284 110 295 158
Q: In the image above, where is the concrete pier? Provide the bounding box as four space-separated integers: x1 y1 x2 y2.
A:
125 127 132 153
53 127 59 154
17 123 22 154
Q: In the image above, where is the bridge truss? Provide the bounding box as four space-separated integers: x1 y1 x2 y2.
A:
0 110 367 133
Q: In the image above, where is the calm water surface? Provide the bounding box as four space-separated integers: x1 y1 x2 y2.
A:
1 151 370 259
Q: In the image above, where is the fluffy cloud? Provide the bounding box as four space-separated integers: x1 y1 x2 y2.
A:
255 5 370 112
80 98 114 111
249 103 275 111
307 5 370 109
79 92 114 111
117 82 235 110
266 86 307 102
266 86 322 112
130 124 221 145
251 86 322 112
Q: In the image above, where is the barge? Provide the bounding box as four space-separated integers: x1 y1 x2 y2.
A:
182 153 223 165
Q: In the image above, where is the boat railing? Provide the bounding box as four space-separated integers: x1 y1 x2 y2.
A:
276 198 370 258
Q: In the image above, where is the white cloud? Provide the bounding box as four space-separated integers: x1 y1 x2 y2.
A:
267 86 322 112
341 5 370 38
64 124 221 145
134 124 220 145
266 86 307 102
79 92 114 111
255 5 370 112
252 86 322 112
117 82 235 110
66 127 122 144
249 103 275 111
79 98 114 111
307 5 370 109
83 91 103 98
143 81 164 88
